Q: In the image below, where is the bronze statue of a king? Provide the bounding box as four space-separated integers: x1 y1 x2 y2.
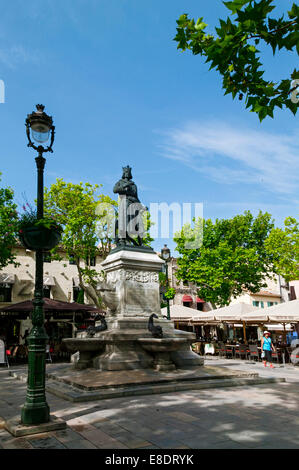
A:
113 166 148 248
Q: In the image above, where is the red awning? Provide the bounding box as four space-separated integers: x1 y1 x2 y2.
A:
182 295 193 303
196 297 205 303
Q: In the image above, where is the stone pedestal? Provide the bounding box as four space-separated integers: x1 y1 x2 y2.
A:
66 247 204 371
91 247 204 371
100 246 164 318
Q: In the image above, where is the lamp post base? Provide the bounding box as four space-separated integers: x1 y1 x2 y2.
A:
6 414 66 437
21 324 50 426
21 402 50 426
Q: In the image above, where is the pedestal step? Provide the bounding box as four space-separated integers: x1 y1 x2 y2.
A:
45 375 285 403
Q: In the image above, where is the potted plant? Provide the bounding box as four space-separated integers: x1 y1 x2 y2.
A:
164 287 176 301
18 203 63 251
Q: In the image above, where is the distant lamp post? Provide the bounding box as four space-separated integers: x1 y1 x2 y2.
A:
21 105 55 426
161 244 171 321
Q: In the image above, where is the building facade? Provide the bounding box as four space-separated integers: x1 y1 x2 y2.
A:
0 244 104 347
0 243 104 309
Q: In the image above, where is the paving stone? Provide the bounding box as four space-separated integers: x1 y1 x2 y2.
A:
97 441 129 449
166 411 199 423
68 423 94 432
64 439 98 449
178 437 232 449
3 437 34 449
2 438 32 449
255 441 299 449
54 429 82 443
143 437 187 448
29 436 66 449
93 421 124 434
138 445 160 449
78 427 123 448
225 429 272 446
123 439 154 449
211 440 251 449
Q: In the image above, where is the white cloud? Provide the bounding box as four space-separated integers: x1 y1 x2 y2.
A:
0 45 40 68
158 121 299 195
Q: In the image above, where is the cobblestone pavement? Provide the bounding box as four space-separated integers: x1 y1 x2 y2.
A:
0 359 299 449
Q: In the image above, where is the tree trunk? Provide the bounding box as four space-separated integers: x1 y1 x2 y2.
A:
76 259 102 308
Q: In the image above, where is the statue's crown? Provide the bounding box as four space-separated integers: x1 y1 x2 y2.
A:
122 165 132 178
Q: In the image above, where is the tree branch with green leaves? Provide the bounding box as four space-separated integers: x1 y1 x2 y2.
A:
174 0 299 121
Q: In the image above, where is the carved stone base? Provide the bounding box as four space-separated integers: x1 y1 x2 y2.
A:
93 337 153 371
73 351 93 370
153 352 176 372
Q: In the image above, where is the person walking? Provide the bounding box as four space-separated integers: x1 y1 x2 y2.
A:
261 331 276 368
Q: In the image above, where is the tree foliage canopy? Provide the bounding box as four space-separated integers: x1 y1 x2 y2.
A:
265 216 299 281
174 211 275 307
43 179 154 307
44 178 118 307
0 173 18 270
174 0 299 121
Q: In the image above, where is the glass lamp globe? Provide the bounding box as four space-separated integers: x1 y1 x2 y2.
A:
161 244 171 261
31 126 50 144
26 104 53 145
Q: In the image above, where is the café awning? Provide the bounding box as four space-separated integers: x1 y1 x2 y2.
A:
0 273 15 285
195 302 259 323
242 312 269 323
43 276 55 287
264 299 299 323
265 323 293 331
17 273 34 295
215 302 259 321
193 312 216 323
161 304 194 321
182 295 193 303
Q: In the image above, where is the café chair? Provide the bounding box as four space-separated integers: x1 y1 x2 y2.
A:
235 344 249 360
225 345 234 358
218 342 226 358
272 348 282 364
249 344 260 362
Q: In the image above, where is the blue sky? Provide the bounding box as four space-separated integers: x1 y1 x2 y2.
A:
0 0 298 254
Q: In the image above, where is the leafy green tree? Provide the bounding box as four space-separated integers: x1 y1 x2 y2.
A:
174 0 299 121
0 173 19 270
44 179 118 307
265 216 299 281
44 179 154 307
174 211 275 308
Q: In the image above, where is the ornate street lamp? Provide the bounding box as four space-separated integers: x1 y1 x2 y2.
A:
21 105 55 425
161 244 171 321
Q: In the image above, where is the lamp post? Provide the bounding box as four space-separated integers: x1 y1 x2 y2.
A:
21 105 55 425
161 244 171 321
